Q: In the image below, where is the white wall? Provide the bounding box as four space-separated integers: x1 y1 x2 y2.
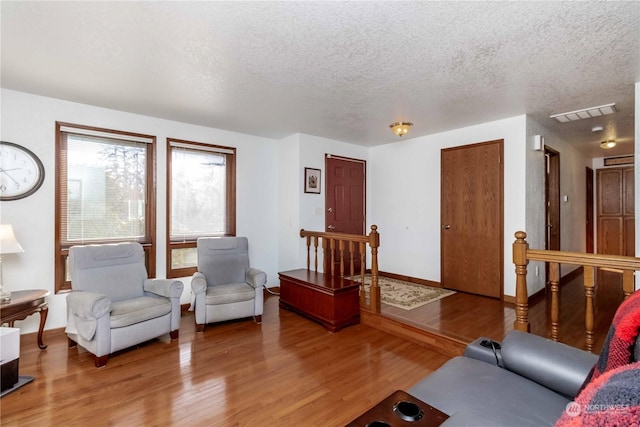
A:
277 134 302 271
0 89 280 333
528 117 592 279
369 115 527 297
277 133 370 273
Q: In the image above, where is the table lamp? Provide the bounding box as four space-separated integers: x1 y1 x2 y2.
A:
0 224 24 303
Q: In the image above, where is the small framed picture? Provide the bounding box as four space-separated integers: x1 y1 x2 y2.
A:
304 167 321 194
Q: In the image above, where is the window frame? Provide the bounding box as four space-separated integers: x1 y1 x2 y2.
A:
166 138 236 279
55 122 157 293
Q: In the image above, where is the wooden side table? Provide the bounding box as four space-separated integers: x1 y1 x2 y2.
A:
0 290 49 349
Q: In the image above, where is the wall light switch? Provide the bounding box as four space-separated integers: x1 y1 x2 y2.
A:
563 195 569 202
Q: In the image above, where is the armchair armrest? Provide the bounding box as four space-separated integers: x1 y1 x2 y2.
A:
501 331 598 398
191 272 207 294
144 278 184 298
246 268 267 289
66 291 111 342
67 291 111 320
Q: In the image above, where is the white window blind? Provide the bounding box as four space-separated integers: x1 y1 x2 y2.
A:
170 145 228 241
62 133 148 243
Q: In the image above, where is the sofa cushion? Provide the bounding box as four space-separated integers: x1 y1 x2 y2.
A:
110 296 171 328
409 356 570 426
205 283 255 305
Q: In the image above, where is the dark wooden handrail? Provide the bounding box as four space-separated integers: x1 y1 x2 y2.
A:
513 230 639 351
300 225 381 313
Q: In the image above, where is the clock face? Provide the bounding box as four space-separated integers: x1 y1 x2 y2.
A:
0 141 45 201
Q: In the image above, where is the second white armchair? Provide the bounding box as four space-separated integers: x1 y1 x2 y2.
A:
191 237 266 332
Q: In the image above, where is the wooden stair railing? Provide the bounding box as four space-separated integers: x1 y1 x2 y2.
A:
300 225 381 313
513 231 640 351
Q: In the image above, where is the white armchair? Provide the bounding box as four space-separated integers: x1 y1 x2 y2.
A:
65 242 183 367
191 237 266 332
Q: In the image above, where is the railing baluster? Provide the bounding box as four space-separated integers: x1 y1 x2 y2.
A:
330 239 336 276
583 266 595 352
369 226 380 314
313 236 319 272
622 269 634 299
338 239 344 276
549 262 560 341
349 241 355 277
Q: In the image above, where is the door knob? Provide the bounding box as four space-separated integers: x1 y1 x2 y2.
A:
328 225 336 230
443 224 451 230
327 207 333 213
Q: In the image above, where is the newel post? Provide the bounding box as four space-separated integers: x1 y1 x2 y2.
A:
368 225 381 314
513 231 530 332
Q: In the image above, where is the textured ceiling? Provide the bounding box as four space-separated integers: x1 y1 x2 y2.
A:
1 1 639 158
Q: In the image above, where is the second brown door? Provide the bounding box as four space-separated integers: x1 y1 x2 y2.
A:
441 140 503 298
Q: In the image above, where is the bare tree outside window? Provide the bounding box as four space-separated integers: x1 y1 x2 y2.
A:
167 139 236 278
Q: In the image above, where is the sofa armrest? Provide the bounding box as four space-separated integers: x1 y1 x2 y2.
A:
246 268 267 289
464 337 503 367
144 278 184 298
501 331 598 398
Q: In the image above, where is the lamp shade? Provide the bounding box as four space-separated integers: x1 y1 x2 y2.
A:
0 224 24 255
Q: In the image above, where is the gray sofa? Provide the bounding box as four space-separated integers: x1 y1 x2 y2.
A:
409 330 640 426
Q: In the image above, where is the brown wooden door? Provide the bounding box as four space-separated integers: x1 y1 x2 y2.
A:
325 155 366 272
586 167 594 253
545 148 561 251
441 140 503 298
544 147 561 283
597 167 635 256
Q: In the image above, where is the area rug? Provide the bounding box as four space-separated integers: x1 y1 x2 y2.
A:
350 275 456 310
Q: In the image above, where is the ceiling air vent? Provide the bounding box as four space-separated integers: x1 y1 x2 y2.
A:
550 103 616 123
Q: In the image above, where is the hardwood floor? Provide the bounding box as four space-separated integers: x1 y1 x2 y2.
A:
2 270 625 426
1 294 449 427
382 268 625 353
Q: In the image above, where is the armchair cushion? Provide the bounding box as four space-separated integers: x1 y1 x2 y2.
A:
110 296 172 329
205 283 256 305
69 242 148 302
197 237 250 285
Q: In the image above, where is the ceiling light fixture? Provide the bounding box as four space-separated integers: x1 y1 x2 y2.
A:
600 140 616 150
390 122 413 137
550 103 617 123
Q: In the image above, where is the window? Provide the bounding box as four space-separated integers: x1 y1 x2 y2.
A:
55 122 156 292
167 138 236 278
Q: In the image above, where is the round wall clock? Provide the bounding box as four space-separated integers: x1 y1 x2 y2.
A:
0 141 45 201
